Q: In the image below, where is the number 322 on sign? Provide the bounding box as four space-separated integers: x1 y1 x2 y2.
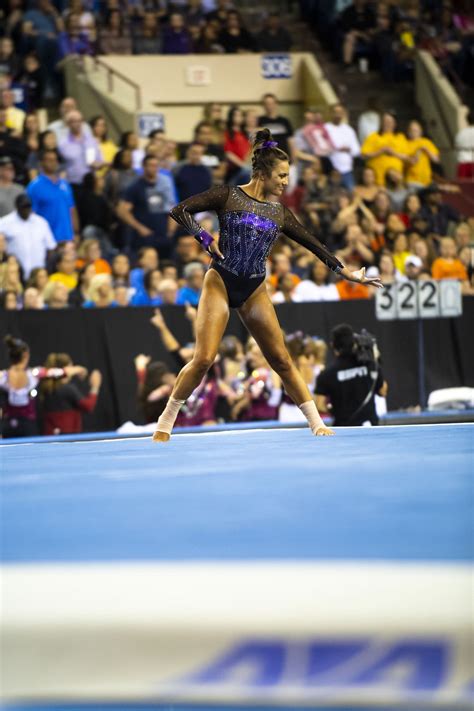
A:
376 280 462 320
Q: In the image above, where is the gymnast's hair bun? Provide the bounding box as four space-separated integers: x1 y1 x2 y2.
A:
251 129 289 177
4 334 29 365
252 128 273 150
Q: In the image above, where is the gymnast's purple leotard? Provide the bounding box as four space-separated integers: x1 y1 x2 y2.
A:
170 185 344 307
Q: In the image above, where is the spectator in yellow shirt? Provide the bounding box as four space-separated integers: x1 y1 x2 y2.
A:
48 251 78 291
392 233 413 275
90 116 117 175
1 88 26 135
431 237 468 281
405 121 440 189
361 112 408 186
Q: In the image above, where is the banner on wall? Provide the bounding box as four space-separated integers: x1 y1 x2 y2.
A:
137 112 165 138
261 54 292 79
3 562 472 706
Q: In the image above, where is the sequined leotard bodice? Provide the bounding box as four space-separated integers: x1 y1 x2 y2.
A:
170 185 343 278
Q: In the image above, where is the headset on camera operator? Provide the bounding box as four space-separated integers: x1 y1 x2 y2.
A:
315 324 388 426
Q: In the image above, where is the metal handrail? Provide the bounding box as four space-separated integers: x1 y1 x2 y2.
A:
92 56 143 111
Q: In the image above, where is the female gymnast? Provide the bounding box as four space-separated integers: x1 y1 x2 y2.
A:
153 129 383 441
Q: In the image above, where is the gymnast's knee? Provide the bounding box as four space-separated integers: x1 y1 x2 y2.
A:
191 353 215 375
266 352 293 375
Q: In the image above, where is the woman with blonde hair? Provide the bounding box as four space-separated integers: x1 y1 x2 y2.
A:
43 280 69 309
76 238 112 275
83 273 116 308
0 260 23 300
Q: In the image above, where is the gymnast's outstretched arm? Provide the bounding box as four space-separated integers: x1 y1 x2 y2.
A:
282 206 383 288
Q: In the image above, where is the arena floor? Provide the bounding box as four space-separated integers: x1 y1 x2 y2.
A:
1 423 473 710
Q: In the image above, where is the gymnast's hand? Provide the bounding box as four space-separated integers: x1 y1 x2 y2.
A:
346 266 383 289
207 240 225 261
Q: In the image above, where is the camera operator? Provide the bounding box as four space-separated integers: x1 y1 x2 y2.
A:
315 323 387 426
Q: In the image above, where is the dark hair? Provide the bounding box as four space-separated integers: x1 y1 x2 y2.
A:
105 9 123 33
331 323 355 356
226 105 243 140
144 268 160 293
40 148 58 162
277 273 293 290
142 153 158 166
138 246 158 261
148 128 165 140
119 131 134 149
140 361 171 421
251 128 288 177
90 115 107 139
39 130 57 150
219 334 242 360
22 113 38 139
4 334 29 364
76 263 95 287
39 352 72 397
160 259 177 273
194 120 213 137
82 171 96 191
0 291 19 309
111 148 131 170
26 266 48 289
379 111 397 134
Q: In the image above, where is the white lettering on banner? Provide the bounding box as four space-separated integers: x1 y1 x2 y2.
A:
337 366 368 382
376 281 462 321
261 55 292 79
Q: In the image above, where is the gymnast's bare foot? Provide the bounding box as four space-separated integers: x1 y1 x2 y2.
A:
152 431 170 442
315 426 335 436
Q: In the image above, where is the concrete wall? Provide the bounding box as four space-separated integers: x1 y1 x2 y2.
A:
64 53 339 143
62 53 340 146
415 50 469 179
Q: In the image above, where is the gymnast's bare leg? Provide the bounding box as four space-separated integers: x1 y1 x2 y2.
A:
153 269 229 441
237 281 334 436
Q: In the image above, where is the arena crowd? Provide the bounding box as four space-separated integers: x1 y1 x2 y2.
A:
0 0 473 436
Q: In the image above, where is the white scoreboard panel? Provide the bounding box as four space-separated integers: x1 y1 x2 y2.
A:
376 280 462 321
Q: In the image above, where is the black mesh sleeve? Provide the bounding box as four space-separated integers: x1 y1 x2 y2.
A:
169 185 230 237
282 206 344 273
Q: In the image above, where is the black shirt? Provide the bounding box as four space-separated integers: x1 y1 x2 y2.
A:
218 28 255 53
339 4 376 33
316 355 384 426
257 28 292 52
257 114 293 155
123 176 171 246
174 163 212 201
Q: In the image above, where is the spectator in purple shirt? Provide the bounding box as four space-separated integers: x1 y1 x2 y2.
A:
58 110 103 199
58 13 95 59
162 13 192 54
